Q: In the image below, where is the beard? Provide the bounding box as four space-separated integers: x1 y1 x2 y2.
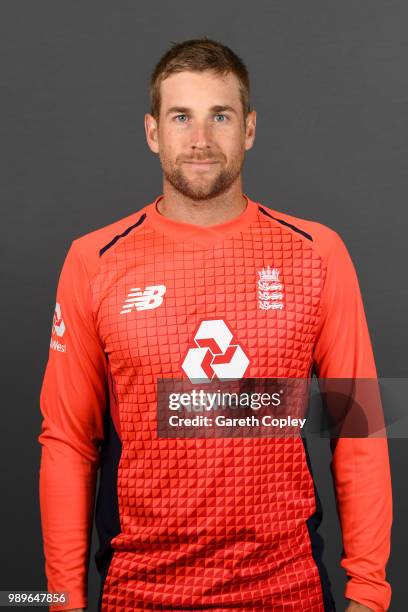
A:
160 150 245 201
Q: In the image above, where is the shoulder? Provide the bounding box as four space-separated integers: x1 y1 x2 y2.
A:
257 202 346 265
69 204 150 279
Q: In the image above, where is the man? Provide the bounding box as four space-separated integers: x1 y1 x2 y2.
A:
38 38 392 611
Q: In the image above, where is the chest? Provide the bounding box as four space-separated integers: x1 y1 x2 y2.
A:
93 235 326 378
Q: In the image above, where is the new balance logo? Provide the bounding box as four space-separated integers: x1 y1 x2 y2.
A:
120 285 166 314
181 319 250 383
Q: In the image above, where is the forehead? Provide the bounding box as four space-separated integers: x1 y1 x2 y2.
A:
159 70 242 110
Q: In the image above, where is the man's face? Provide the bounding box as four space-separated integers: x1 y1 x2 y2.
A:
145 70 256 201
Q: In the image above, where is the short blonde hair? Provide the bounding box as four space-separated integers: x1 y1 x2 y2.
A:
149 37 251 120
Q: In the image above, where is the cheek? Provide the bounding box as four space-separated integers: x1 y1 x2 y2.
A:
160 129 187 158
158 137 176 162
222 131 245 160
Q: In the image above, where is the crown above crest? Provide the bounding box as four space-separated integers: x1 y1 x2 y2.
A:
258 266 280 281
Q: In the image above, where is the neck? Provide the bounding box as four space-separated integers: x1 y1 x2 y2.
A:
157 178 247 226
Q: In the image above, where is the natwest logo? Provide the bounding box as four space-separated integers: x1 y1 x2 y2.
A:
181 319 250 383
52 302 66 337
50 302 67 353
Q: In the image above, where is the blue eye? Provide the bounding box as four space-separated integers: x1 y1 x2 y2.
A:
214 114 226 122
175 114 188 122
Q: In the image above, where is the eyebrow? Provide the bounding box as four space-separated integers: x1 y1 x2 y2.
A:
165 105 238 116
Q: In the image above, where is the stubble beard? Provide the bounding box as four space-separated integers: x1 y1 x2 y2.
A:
160 151 245 202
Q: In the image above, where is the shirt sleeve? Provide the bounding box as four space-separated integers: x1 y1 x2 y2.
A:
312 231 393 612
38 239 108 612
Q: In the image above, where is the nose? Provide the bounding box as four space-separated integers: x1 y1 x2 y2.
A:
190 121 212 150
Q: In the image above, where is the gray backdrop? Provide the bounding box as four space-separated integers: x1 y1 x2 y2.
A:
0 1 406 611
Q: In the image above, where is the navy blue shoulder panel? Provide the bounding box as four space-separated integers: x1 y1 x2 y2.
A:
99 213 147 257
258 206 313 242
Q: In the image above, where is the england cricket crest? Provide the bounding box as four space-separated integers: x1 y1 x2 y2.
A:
257 266 284 310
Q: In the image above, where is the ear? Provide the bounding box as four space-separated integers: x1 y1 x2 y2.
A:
145 113 160 154
244 109 257 151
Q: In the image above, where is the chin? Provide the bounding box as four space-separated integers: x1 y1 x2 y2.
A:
178 179 220 201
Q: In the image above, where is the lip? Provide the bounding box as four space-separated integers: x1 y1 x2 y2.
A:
183 160 219 168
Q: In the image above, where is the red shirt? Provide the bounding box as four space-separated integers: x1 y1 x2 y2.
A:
39 194 392 611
